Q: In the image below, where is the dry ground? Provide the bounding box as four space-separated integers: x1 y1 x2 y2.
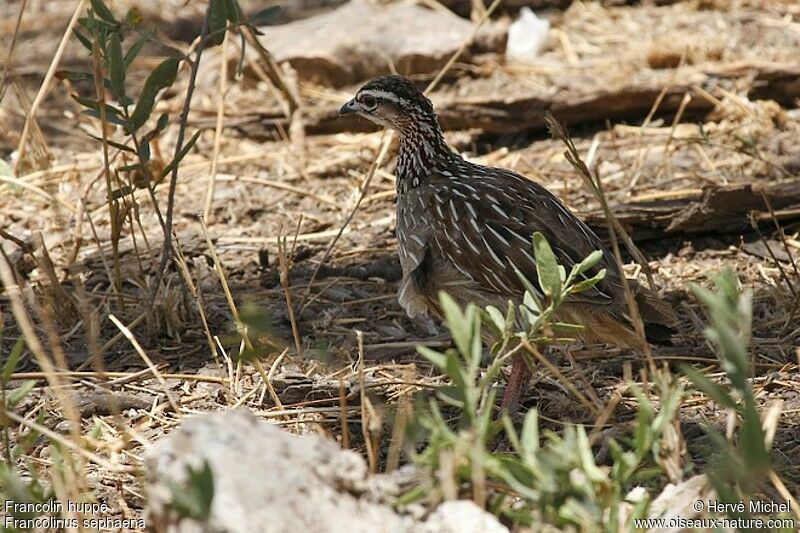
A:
1 0 800 528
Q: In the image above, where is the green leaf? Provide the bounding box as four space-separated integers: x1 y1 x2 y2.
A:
467 306 482 371
169 462 214 521
73 29 94 51
512 263 542 308
439 292 470 359
158 129 202 182
130 56 180 131
141 113 171 149
8 381 36 407
90 0 117 23
123 33 150 69
2 338 25 385
576 426 607 483
520 409 539 459
249 6 281 26
501 414 522 454
570 269 606 294
107 33 125 99
551 322 584 333
574 250 603 276
681 365 739 411
484 305 506 336
110 185 134 201
417 345 447 370
223 0 242 23
86 134 136 153
207 0 228 47
532 232 561 300
81 108 127 127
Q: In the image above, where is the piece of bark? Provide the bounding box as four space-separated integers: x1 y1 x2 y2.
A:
583 181 800 241
74 390 152 418
232 62 800 137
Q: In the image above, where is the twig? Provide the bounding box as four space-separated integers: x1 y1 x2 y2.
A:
0 0 27 103
520 339 599 416
545 114 656 373
108 314 182 413
357 330 378 473
425 0 502 93
277 220 304 359
202 25 230 221
200 217 285 407
173 234 220 368
14 0 87 173
1 408 133 473
9 370 226 385
151 0 215 306
241 26 299 113
302 132 393 303
91 37 124 308
0 228 30 252
339 378 350 449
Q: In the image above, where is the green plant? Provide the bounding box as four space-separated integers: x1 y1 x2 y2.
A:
61 0 280 307
683 269 772 517
403 232 685 530
0 330 55 526
169 462 215 521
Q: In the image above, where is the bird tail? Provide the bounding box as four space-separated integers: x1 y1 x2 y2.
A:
560 281 677 350
632 281 677 345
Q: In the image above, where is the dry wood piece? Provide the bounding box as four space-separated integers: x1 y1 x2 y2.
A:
242 63 800 136
583 181 800 241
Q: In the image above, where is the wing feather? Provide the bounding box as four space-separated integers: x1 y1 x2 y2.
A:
425 162 624 306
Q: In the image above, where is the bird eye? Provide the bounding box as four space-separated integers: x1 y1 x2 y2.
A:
360 94 378 110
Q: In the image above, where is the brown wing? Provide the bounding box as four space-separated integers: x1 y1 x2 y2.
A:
424 161 626 308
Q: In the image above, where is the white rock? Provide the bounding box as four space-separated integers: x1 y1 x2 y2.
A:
145 409 412 532
422 500 509 533
505 7 550 63
145 409 509 533
256 0 503 87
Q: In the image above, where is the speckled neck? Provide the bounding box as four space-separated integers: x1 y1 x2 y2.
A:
395 115 455 193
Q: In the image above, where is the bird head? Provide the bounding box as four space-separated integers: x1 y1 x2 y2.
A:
340 75 436 133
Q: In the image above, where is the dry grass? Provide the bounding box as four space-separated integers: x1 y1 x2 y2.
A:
2 0 800 528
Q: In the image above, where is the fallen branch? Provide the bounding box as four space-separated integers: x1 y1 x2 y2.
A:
583 181 800 241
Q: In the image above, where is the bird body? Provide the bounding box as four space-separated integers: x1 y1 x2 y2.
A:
341 75 675 365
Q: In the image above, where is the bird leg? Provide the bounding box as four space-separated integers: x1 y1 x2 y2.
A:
500 353 531 412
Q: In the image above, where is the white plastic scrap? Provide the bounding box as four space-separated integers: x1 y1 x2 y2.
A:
505 7 550 63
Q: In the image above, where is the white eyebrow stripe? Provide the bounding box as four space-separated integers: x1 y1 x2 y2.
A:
358 89 402 105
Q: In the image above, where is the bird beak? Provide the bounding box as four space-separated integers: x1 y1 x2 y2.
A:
339 98 358 115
